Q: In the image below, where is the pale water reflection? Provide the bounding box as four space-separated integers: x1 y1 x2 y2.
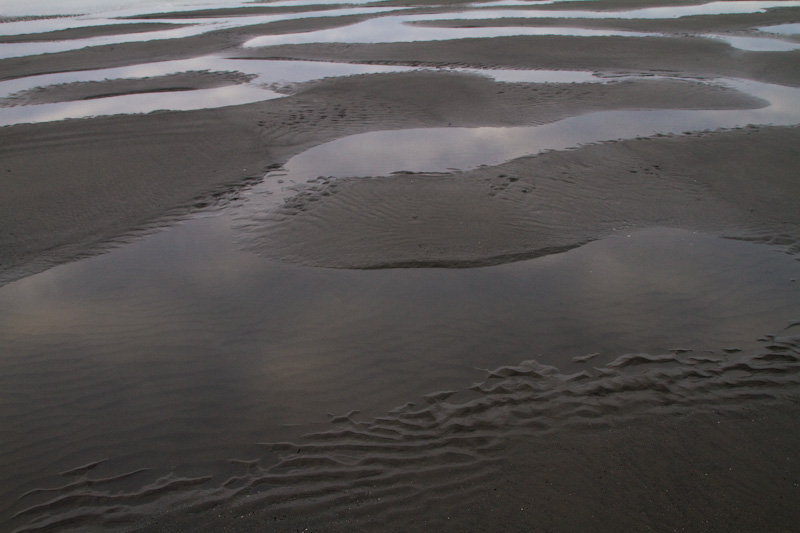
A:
758 22 800 34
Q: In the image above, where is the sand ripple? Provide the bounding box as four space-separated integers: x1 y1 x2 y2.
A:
12 334 800 531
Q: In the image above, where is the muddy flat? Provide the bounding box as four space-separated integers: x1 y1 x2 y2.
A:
1 0 800 531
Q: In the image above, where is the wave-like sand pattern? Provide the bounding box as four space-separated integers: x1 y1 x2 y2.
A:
11 334 800 532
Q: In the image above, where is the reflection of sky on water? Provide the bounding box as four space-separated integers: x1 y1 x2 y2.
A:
244 18 654 46
467 0 800 15
0 85 282 126
711 34 800 51
0 56 418 95
1 219 798 512
2 0 796 126
279 78 799 182
758 22 800 34
1 0 276 17
0 57 425 125
0 7 401 59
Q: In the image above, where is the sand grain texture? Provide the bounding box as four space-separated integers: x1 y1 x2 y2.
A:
2 0 800 531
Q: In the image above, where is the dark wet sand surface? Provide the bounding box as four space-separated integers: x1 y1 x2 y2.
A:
2 0 800 531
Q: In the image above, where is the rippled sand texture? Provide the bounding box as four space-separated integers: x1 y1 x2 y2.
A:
2 0 800 531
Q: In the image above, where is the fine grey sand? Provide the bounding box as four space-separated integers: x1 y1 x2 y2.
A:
1 0 800 531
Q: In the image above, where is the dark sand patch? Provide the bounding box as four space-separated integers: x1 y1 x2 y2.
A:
238 122 800 269
0 70 256 106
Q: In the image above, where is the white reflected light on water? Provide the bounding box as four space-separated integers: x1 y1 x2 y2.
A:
711 33 800 51
0 85 282 125
243 2 800 48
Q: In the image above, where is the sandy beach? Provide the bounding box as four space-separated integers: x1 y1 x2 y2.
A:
1 0 800 531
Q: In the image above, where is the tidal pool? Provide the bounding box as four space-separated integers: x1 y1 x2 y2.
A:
2 215 799 530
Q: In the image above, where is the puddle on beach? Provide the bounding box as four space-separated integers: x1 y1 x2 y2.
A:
0 7 402 59
759 21 800 34
243 19 655 46
2 215 799 530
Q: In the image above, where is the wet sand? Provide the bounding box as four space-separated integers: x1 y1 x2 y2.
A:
2 0 800 531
